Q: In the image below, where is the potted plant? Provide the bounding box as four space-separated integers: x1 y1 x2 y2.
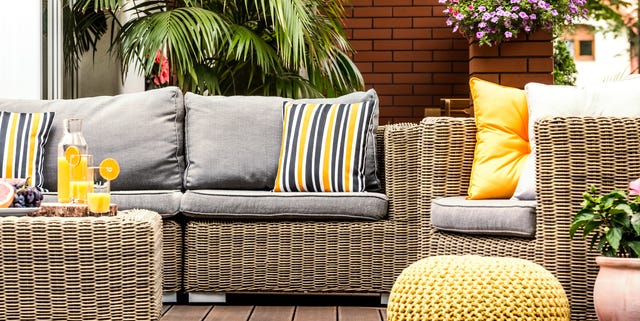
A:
438 0 588 46
570 178 640 321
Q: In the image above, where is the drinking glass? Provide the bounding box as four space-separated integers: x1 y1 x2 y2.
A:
87 166 110 215
70 154 93 204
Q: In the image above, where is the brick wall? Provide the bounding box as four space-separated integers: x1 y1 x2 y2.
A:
343 0 470 124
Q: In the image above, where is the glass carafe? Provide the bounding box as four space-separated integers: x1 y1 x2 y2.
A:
57 118 88 203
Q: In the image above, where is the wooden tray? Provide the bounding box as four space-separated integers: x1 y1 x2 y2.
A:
29 203 118 217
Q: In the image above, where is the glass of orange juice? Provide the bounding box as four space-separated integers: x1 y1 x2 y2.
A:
87 166 110 215
69 154 93 204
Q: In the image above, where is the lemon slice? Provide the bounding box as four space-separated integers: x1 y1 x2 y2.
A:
99 158 120 181
64 146 81 167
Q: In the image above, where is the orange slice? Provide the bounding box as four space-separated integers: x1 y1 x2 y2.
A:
64 146 81 167
99 158 120 181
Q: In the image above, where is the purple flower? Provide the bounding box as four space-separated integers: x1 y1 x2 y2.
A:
551 9 558 16
476 31 484 39
512 6 520 11
446 18 454 26
530 14 537 20
519 11 528 19
505 31 513 38
524 25 531 32
438 0 447 3
491 16 499 23
510 0 519 3
478 5 486 12
455 13 465 20
478 22 487 28
482 12 492 20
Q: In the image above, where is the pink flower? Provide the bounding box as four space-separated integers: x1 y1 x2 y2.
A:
153 50 170 86
630 178 640 195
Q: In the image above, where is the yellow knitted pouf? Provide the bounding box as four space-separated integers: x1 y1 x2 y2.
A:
387 256 569 321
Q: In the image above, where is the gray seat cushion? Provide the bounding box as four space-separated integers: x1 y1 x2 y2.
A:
43 190 182 218
431 196 537 237
183 90 380 191
181 190 388 220
0 87 185 191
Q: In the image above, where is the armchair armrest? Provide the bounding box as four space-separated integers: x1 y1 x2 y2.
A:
382 123 422 222
535 116 640 320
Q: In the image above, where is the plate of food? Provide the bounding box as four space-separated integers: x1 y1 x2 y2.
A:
0 178 43 217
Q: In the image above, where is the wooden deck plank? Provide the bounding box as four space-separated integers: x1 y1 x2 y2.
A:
249 306 295 321
338 306 382 321
204 305 254 321
379 308 387 321
162 305 172 316
293 306 337 321
161 305 213 321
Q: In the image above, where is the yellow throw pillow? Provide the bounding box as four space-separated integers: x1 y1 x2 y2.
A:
467 78 530 199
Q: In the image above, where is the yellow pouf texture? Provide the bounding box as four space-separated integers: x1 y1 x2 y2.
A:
387 256 570 321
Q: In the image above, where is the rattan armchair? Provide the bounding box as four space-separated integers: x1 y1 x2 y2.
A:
419 116 640 321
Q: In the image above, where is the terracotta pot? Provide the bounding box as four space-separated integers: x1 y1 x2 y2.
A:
593 256 640 321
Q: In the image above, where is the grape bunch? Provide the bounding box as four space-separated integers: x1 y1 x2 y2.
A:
11 181 43 208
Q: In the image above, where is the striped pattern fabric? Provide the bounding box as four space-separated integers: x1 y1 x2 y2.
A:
274 101 375 192
0 111 55 191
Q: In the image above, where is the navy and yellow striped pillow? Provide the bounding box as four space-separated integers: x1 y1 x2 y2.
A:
274 101 375 192
0 111 55 191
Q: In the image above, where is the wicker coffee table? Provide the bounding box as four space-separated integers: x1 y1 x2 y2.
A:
0 209 162 321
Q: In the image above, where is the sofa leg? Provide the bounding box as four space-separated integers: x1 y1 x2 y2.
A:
188 292 227 303
162 292 178 303
380 293 389 305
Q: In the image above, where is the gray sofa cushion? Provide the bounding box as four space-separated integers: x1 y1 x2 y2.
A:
431 196 537 237
43 190 182 218
0 87 185 191
183 90 380 191
180 190 388 220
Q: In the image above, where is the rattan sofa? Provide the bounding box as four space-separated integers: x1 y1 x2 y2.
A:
419 116 640 321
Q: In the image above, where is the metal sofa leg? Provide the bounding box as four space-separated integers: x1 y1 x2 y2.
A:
188 292 227 303
162 292 178 303
381 293 389 305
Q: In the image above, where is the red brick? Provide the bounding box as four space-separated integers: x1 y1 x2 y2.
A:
375 0 411 5
413 17 448 28
452 39 469 50
356 62 373 73
394 95 432 106
353 51 393 62
380 106 413 117
389 117 420 124
350 40 372 51
353 7 392 17
469 57 527 73
373 84 412 95
373 17 412 28
414 0 438 5
432 28 463 39
430 5 449 16
527 30 553 41
469 73 500 84
434 50 468 61
469 43 499 57
343 18 372 29
452 61 469 73
378 95 393 108
394 73 433 83
528 57 553 73
363 73 393 84
413 62 452 73
500 41 553 57
353 29 392 39
500 73 553 88
393 28 431 39
413 84 452 95
413 39 452 50
394 51 433 61
434 72 468 84
453 84 471 96
373 62 412 73
393 6 432 17
374 40 412 50
349 0 373 5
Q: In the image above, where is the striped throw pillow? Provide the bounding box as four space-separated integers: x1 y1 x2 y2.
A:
0 111 55 191
274 101 375 192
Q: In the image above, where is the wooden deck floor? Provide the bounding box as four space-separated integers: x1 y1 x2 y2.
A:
161 305 387 321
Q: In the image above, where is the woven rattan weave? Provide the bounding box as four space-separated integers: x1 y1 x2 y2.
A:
162 219 182 293
387 256 570 321
184 124 422 294
419 116 640 321
0 209 163 321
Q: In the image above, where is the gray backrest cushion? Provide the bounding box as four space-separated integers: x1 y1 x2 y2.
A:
0 87 185 191
184 89 380 190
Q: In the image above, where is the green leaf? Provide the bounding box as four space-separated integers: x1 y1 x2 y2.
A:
606 227 622 250
582 220 603 238
570 212 595 238
631 213 640 236
628 241 640 258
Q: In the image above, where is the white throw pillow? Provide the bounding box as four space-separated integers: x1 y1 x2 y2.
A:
512 78 640 200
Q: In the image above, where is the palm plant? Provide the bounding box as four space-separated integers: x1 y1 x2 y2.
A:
71 0 363 97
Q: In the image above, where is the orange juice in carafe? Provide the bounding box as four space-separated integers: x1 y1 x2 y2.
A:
57 119 87 203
